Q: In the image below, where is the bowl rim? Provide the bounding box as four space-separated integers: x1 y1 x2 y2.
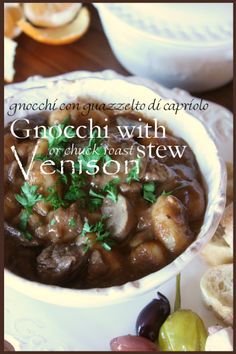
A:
95 3 233 49
4 77 227 308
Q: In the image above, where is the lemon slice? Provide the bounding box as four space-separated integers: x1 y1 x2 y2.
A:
4 36 17 82
4 3 23 39
18 6 90 45
23 3 82 28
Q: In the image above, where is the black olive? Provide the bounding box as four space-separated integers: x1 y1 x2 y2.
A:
136 292 170 341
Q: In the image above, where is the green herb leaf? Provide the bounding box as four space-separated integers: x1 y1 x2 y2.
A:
58 173 68 185
143 182 157 203
45 187 65 210
65 173 86 202
81 220 92 237
103 177 120 203
126 157 141 184
15 182 43 237
19 209 30 231
80 216 113 252
43 118 75 150
15 182 43 213
76 128 107 174
89 189 104 199
23 231 33 240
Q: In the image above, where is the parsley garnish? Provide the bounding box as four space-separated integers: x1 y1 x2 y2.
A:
88 189 104 212
126 157 141 184
103 177 120 202
58 173 68 185
76 128 110 174
43 117 75 151
45 187 65 210
15 182 43 210
80 217 114 252
65 173 86 202
89 189 104 199
88 177 120 210
15 182 43 233
142 182 157 203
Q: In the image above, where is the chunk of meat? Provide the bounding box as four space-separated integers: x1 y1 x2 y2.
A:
174 180 205 221
37 243 87 284
151 195 194 254
143 160 176 183
119 182 142 197
87 249 108 279
35 204 83 244
4 222 40 247
93 134 148 187
87 247 123 286
7 161 22 184
130 241 167 273
116 116 148 138
101 194 136 241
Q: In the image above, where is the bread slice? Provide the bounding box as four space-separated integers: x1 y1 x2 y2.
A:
4 36 17 82
201 203 233 266
200 264 233 326
221 203 233 250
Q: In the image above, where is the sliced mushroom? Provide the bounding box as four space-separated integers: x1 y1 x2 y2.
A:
143 159 175 183
37 243 87 284
101 194 136 241
151 195 194 254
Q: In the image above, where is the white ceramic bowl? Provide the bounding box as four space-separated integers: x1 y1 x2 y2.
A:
4 78 226 348
95 3 233 92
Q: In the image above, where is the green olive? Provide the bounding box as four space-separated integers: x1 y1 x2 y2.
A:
157 309 207 351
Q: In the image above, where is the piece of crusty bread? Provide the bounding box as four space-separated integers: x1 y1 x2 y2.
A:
226 162 233 206
201 202 233 266
200 264 233 326
221 203 233 250
4 36 17 83
201 237 233 266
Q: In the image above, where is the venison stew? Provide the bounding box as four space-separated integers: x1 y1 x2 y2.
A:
4 103 206 289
